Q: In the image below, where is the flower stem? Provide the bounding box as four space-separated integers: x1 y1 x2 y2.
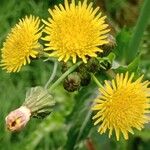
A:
48 61 82 92
91 73 103 88
45 61 58 89
127 0 150 63
76 110 92 143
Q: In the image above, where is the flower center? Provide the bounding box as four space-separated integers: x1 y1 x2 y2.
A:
51 9 99 54
105 85 146 127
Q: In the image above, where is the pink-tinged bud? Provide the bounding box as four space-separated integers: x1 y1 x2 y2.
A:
5 106 31 132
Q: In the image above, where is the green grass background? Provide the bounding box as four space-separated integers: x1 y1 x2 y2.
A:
0 0 150 150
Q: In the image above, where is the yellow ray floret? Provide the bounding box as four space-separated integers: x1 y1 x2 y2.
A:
1 15 43 73
92 72 150 141
42 0 110 63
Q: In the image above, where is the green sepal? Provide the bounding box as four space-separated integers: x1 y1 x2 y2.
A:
23 86 55 119
98 52 116 64
98 52 116 70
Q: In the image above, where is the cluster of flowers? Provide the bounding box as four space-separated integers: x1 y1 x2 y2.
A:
2 0 150 141
1 0 109 73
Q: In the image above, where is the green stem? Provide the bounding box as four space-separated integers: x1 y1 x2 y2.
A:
127 0 150 63
45 61 58 89
48 61 82 92
91 73 103 88
76 110 92 143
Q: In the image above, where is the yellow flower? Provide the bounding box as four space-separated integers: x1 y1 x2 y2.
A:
42 0 110 63
92 72 150 141
1 15 43 73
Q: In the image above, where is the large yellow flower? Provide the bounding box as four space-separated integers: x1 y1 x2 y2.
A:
42 0 110 63
1 15 43 72
92 72 150 141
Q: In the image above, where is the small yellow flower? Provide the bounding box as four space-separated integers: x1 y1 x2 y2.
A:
92 72 150 141
1 15 43 72
42 0 110 63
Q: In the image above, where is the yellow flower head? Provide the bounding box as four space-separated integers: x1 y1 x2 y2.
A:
42 0 110 63
1 15 43 72
92 72 150 141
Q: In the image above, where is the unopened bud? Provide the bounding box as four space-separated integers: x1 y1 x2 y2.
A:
80 73 91 86
106 34 116 49
99 34 116 57
63 72 81 92
61 61 73 73
23 86 55 119
77 64 91 86
87 58 99 73
77 64 87 74
5 106 31 132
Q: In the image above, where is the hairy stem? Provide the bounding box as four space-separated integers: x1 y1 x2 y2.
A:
45 61 58 89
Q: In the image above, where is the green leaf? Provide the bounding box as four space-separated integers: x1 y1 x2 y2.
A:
114 28 131 64
127 0 150 63
127 56 140 73
113 56 140 74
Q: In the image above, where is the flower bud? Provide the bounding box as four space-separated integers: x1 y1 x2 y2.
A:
5 106 31 132
77 64 87 74
77 64 91 86
105 34 116 49
61 61 73 73
63 72 81 92
80 72 91 86
86 58 99 73
23 86 55 119
99 34 116 57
